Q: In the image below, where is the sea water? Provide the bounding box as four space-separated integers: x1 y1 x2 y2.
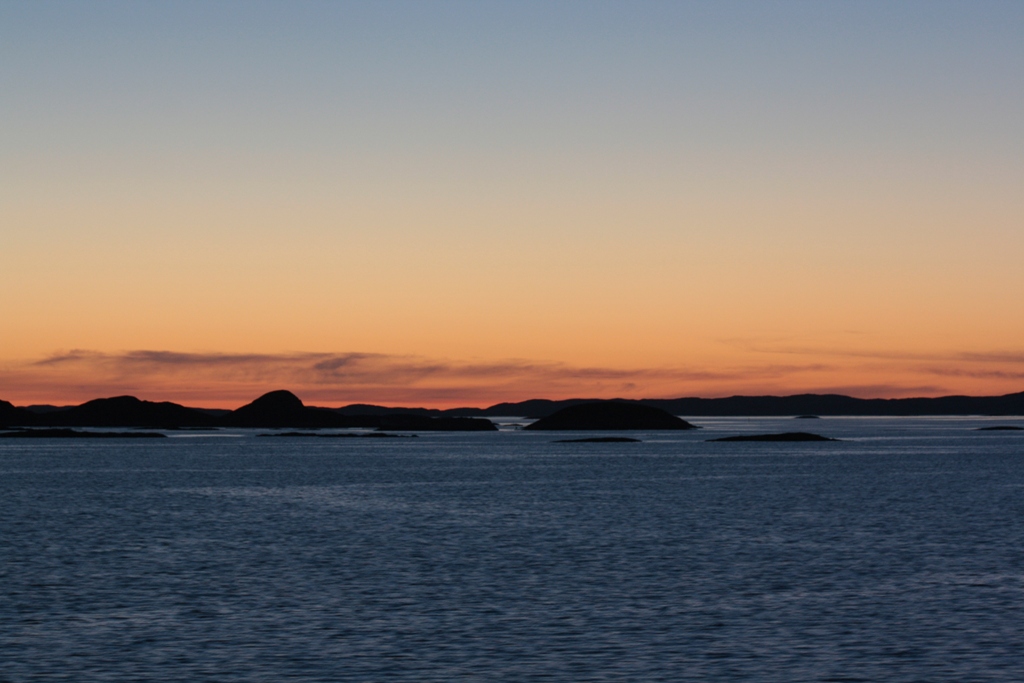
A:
2 417 1023 681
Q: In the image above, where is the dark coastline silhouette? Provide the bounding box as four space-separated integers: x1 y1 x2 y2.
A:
462 392 1024 418
641 392 1024 417
2 391 492 431
3 389 1024 430
0 399 36 428
1 391 496 431
512 393 1024 418
35 396 217 428
525 402 696 431
222 391 496 430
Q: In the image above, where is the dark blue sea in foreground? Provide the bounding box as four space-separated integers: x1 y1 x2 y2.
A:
3 417 1024 682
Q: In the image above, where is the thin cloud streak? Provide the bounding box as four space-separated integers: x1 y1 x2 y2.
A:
724 340 1024 366
8 347 1024 407
31 349 824 384
923 367 1024 380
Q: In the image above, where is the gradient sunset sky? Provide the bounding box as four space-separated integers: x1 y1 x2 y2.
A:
2 1 1023 408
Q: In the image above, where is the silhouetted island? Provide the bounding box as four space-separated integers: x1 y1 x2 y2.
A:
219 391 497 430
553 436 642 443
794 415 820 419
525 402 696 430
258 431 417 438
975 425 1024 431
222 390 348 428
708 432 838 442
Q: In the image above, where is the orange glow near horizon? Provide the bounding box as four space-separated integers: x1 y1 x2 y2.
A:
2 342 1023 410
3 191 1023 408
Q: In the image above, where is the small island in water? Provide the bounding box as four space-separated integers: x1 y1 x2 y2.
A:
708 432 838 442
553 436 642 443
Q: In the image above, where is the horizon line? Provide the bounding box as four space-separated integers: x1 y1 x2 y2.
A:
7 387 1024 412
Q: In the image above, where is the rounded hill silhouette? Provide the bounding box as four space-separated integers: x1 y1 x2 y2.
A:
223 390 345 428
524 401 696 431
243 390 305 413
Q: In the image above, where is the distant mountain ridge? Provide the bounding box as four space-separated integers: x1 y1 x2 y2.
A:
2 390 1024 429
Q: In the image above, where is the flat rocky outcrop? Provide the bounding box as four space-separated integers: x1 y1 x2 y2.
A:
525 402 696 431
708 432 837 442
258 431 416 438
553 436 641 443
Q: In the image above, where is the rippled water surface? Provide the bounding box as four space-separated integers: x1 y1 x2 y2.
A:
3 417 1024 681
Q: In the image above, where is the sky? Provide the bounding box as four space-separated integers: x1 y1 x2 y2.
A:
2 0 1023 408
